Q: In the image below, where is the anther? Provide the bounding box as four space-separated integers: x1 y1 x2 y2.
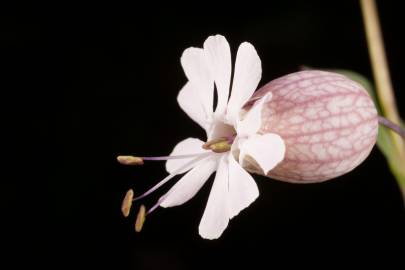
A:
203 138 231 153
121 189 134 217
209 141 231 153
135 205 146 232
117 156 144 165
202 137 227 150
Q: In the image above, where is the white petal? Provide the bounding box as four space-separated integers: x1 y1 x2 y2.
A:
165 138 208 174
199 155 229 240
203 35 232 116
227 153 259 219
177 82 210 129
181 48 214 118
226 42 262 125
236 92 272 137
239 133 285 175
160 156 218 208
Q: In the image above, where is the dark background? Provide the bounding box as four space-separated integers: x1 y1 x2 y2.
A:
2 1 405 268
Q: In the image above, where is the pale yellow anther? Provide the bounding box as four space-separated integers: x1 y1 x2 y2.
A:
117 155 144 165
203 138 231 153
121 189 134 217
135 205 146 232
209 141 231 153
202 137 227 150
202 138 232 153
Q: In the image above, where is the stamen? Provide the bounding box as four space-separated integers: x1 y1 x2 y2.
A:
146 200 162 215
117 156 144 165
135 205 146 232
209 141 231 153
202 137 227 150
203 138 232 153
140 153 209 161
133 153 212 201
117 153 209 165
121 189 134 217
146 190 172 216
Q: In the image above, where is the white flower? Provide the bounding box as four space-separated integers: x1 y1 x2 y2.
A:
118 35 285 240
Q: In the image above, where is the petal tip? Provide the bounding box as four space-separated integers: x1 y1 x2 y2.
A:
198 228 223 240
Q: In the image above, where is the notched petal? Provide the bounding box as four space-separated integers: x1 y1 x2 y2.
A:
181 47 214 117
227 153 259 219
177 82 209 129
237 92 272 136
198 155 229 240
203 35 232 116
239 133 286 175
226 42 262 125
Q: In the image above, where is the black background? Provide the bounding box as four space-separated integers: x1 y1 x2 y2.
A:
2 1 405 268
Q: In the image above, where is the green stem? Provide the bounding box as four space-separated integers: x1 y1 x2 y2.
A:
360 0 405 203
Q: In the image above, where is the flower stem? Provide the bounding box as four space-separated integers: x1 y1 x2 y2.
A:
360 0 405 202
360 0 399 121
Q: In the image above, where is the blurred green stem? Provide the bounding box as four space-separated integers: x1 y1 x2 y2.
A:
360 0 405 201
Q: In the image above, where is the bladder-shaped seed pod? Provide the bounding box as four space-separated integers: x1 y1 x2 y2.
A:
248 70 378 183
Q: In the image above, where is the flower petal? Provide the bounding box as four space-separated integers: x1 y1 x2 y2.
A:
203 35 232 116
236 92 272 137
226 42 262 125
198 155 229 240
166 138 208 174
181 47 214 119
177 82 209 129
239 133 285 175
160 156 218 208
227 153 259 219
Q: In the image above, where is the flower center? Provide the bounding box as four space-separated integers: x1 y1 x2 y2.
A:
209 119 236 140
202 137 232 153
204 120 236 153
